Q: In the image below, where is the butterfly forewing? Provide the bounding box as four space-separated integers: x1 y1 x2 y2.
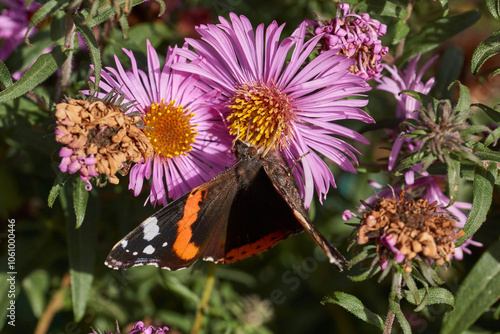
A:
105 173 238 270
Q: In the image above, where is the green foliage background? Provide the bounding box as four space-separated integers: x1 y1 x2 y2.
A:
1 0 500 333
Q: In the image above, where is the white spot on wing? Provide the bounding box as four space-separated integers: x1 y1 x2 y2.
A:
143 245 155 254
120 240 128 248
162 242 168 247
133 251 138 256
142 217 160 241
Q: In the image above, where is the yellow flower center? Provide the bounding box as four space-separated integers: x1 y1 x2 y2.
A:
227 83 295 148
143 100 197 158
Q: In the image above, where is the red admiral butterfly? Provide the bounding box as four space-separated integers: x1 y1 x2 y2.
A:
105 140 347 271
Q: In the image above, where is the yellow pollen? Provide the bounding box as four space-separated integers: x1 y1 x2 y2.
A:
227 83 295 148
143 100 197 158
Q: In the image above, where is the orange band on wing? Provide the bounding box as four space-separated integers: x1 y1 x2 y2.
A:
224 231 285 262
173 190 205 260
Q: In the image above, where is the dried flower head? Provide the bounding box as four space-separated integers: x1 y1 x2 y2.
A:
55 99 154 190
312 3 388 80
357 191 463 273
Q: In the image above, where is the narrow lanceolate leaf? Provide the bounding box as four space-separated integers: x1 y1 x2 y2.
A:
0 61 12 88
448 80 470 113
0 46 68 103
73 14 101 88
401 10 481 64
472 30 500 75
321 292 385 330
441 239 500 334
48 172 70 208
486 0 500 20
25 0 68 42
472 102 500 123
446 158 460 207
404 287 454 313
61 185 98 323
456 163 496 246
73 178 89 229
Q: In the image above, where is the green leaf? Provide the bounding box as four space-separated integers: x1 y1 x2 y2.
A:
118 13 131 39
48 171 70 208
321 292 385 330
25 0 68 43
446 158 460 207
0 46 68 103
404 287 454 312
456 163 496 246
485 126 500 147
73 14 102 88
0 61 13 88
22 270 49 318
364 0 408 19
448 80 471 113
400 90 439 111
486 0 500 19
393 20 410 45
441 239 500 334
60 185 99 322
73 178 89 229
472 102 500 123
472 30 500 75
401 10 481 64
434 45 464 99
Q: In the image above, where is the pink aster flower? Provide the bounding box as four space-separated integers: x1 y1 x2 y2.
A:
376 54 437 182
90 41 233 205
311 3 388 80
174 13 374 208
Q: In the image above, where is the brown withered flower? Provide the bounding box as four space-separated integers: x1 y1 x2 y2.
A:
55 98 154 190
356 191 464 273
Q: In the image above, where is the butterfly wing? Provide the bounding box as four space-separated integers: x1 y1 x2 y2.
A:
221 166 304 263
262 153 348 271
105 172 239 271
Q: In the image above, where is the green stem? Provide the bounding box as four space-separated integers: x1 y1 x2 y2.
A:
384 271 403 334
191 263 217 334
395 0 415 59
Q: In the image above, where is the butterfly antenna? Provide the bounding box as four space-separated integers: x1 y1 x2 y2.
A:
262 129 279 157
245 117 254 142
291 150 311 173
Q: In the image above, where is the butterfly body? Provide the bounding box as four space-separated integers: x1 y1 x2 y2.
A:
105 140 347 271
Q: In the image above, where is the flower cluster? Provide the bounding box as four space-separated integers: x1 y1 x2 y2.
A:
312 3 388 80
357 192 462 273
90 320 168 334
129 321 169 334
55 99 154 190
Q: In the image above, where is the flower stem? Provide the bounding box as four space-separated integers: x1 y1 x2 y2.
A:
55 0 81 101
384 271 403 334
34 272 71 334
191 263 217 334
395 0 415 59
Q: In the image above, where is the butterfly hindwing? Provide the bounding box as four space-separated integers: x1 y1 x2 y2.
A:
222 166 303 262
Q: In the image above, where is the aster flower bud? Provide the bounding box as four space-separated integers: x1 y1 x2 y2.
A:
312 3 389 80
54 98 154 190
